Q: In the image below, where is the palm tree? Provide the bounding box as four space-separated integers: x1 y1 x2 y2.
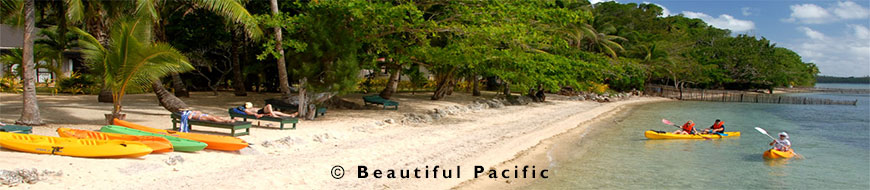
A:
15 0 43 125
0 46 62 80
74 18 193 122
584 24 627 58
137 0 264 98
65 0 262 111
556 22 626 58
270 0 291 97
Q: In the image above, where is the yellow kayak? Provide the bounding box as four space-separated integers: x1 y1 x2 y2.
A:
644 130 741 139
0 132 152 158
763 148 795 159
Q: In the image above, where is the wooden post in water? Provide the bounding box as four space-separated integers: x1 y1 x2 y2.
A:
740 94 744 102
778 96 782 104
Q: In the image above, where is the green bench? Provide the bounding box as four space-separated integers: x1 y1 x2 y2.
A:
170 113 252 137
363 95 399 110
0 125 32 134
227 108 299 130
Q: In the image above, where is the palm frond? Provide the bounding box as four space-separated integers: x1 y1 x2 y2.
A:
191 0 262 39
0 0 24 26
135 0 158 21
65 0 84 23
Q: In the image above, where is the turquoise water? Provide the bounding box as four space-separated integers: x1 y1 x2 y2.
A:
525 86 870 189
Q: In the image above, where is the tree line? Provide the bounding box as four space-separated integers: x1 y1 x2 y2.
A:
1 0 818 125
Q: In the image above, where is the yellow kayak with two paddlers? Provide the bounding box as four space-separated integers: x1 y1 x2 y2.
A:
644 130 741 140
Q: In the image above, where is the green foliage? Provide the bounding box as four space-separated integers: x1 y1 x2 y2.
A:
12 0 821 99
56 72 99 95
75 18 193 114
816 76 869 84
0 76 22 93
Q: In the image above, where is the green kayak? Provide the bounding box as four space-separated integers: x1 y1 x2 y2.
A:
100 125 207 152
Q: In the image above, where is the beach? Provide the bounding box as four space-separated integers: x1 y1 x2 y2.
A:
0 92 666 189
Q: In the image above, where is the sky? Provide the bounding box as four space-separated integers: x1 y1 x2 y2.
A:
590 0 870 77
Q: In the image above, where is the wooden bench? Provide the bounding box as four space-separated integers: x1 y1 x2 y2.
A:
0 125 32 134
227 108 299 130
170 113 252 137
363 95 399 110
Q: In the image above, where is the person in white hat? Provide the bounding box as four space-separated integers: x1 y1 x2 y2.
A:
769 132 791 151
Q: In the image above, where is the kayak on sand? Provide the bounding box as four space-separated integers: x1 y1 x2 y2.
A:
57 127 173 153
644 130 741 140
113 119 248 151
100 125 207 152
0 132 152 158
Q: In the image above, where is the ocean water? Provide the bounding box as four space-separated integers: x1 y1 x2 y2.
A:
524 84 870 189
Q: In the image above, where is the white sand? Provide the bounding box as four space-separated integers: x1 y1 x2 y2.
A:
0 92 665 189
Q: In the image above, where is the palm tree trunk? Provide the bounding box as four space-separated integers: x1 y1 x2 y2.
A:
379 65 400 99
152 19 190 98
152 80 189 113
170 72 188 97
16 0 43 126
232 30 247 96
271 0 291 96
89 6 113 103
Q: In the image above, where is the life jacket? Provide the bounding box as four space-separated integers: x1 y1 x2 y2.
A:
712 121 724 129
681 122 695 132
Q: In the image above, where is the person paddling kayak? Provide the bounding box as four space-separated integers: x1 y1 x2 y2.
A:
703 119 725 134
770 132 791 151
673 120 696 135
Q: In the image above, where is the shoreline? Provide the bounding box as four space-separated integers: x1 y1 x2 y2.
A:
0 92 668 189
455 98 663 189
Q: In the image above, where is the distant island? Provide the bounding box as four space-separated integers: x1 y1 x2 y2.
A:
817 76 870 84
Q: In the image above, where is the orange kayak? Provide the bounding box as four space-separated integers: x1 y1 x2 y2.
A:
763 148 796 159
113 119 248 151
57 128 173 153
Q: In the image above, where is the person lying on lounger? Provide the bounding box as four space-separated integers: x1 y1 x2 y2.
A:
180 109 239 123
234 102 298 118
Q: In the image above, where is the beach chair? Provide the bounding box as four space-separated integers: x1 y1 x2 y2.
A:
170 113 252 137
227 108 299 130
363 95 399 110
0 125 32 134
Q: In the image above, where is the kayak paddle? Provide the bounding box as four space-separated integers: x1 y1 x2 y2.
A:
754 127 803 158
661 119 711 140
754 127 778 141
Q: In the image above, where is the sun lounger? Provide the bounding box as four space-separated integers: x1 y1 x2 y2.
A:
227 108 299 130
363 95 399 110
170 113 252 137
0 125 32 134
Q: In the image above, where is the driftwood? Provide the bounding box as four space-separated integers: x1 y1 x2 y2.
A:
270 92 363 119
